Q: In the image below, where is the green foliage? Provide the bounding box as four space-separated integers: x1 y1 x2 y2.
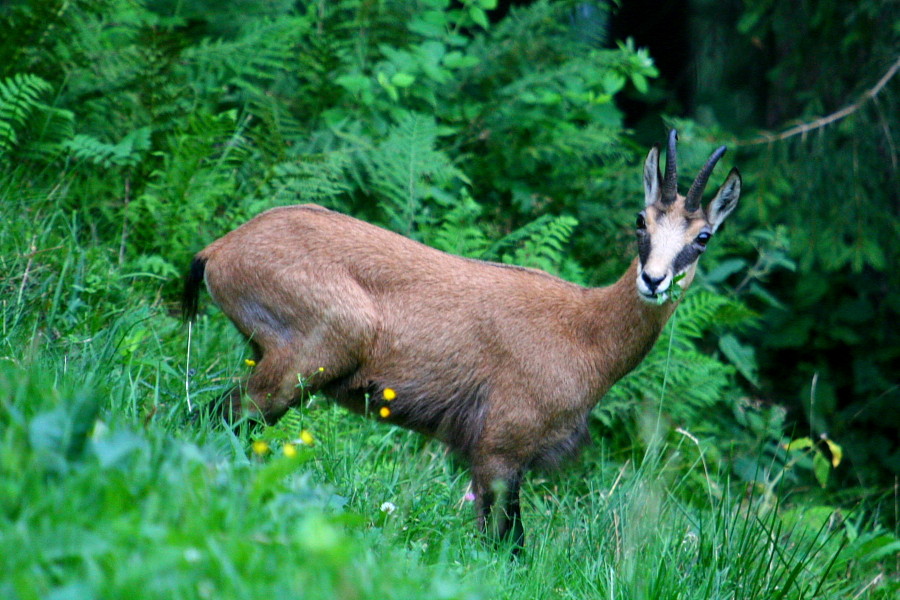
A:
257 151 354 211
496 214 583 278
598 289 750 431
0 73 74 163
0 0 896 596
124 110 252 268
364 111 468 237
421 191 491 257
0 361 486 600
687 0 900 490
65 127 152 168
6 352 897 599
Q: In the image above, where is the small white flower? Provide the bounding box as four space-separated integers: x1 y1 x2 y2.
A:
90 420 108 440
184 548 202 563
380 501 396 514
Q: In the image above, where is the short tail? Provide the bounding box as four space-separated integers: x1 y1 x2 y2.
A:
182 256 207 322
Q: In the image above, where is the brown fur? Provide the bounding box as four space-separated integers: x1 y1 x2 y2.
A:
182 133 740 551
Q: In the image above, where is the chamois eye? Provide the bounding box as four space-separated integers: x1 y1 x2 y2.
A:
696 231 712 246
636 213 646 230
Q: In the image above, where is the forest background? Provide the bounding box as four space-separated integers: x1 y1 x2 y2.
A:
0 0 897 598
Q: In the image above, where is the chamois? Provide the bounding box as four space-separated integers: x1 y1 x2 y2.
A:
182 131 741 551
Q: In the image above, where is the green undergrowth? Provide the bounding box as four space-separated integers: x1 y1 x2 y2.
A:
1 175 896 599
0 0 896 589
2 344 897 599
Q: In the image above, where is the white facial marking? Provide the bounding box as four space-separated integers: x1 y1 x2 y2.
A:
636 212 696 302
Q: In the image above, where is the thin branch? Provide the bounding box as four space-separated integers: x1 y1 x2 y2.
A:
742 56 900 146
871 94 897 174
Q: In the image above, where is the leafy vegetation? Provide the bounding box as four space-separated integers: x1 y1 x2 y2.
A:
0 0 896 597
689 0 900 491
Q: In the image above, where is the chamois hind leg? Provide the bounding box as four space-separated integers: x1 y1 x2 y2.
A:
472 458 526 554
243 344 307 424
244 334 367 424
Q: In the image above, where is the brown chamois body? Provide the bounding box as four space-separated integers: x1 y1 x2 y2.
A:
182 131 741 551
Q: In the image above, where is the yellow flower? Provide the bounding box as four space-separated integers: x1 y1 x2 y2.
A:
251 440 269 455
379 406 391 419
383 388 396 401
282 443 298 458
318 366 325 372
300 430 314 446
244 359 257 367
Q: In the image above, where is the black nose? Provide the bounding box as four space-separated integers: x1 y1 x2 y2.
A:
641 272 665 293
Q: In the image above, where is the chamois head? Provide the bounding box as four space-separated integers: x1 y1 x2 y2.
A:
636 130 741 302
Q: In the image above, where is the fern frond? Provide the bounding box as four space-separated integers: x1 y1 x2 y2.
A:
124 111 252 261
0 74 51 148
673 290 734 338
483 214 579 276
597 288 754 432
604 340 734 427
20 103 75 163
258 152 353 210
421 192 490 257
485 214 553 257
364 111 467 237
277 408 305 438
180 17 310 98
0 73 73 162
505 215 579 275
65 127 151 168
674 289 758 338
245 95 309 162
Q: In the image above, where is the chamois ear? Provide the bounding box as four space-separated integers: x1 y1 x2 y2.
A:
643 144 662 207
708 167 741 232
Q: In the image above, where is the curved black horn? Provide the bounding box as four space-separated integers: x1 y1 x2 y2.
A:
662 129 678 204
685 145 727 212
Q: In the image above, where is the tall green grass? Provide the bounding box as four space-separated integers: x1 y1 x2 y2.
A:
1 183 896 599
3 352 892 599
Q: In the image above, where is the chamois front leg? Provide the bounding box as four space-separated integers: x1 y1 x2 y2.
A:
472 460 526 554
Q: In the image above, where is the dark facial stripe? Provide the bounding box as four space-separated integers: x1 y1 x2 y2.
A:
637 233 651 266
672 244 702 275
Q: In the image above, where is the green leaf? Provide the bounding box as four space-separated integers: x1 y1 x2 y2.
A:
376 72 399 101
601 72 626 94
813 452 830 488
469 6 489 28
849 535 900 563
390 72 416 88
631 72 648 93
737 10 764 34
90 430 147 469
823 437 843 467
250 451 313 504
335 74 371 93
704 258 747 284
408 13 448 38
443 51 480 69
748 281 787 310
785 437 814 451
28 392 99 473
719 333 759 386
